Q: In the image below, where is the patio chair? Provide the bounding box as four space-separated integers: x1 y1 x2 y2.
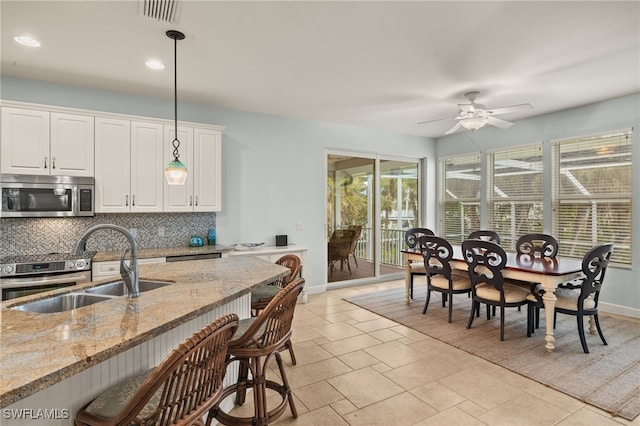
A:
346 225 363 268
328 229 356 277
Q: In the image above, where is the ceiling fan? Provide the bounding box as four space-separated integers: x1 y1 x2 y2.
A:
418 91 533 135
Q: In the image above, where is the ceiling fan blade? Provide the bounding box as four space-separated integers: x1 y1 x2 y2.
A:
487 116 514 129
417 115 460 125
487 103 533 115
444 121 463 135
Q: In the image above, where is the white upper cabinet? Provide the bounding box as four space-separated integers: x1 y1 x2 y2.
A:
1 107 50 175
163 125 194 212
50 112 95 176
193 128 222 212
163 125 222 212
1 107 94 176
2 103 223 213
130 121 164 212
95 118 164 213
95 117 131 212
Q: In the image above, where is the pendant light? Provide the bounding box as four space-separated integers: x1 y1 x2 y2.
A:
164 30 187 185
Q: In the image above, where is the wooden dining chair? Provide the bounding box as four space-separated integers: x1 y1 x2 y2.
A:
462 239 530 341
404 227 435 299
75 313 239 426
527 243 613 353
468 230 501 244
418 235 472 322
512 233 560 314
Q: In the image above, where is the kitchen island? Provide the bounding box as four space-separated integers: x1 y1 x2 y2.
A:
0 256 288 425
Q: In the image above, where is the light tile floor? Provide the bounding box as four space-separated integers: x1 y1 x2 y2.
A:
228 279 639 426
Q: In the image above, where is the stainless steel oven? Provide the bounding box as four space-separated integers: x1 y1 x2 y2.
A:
0 252 95 301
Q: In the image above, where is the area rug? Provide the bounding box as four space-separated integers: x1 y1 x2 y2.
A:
344 286 640 421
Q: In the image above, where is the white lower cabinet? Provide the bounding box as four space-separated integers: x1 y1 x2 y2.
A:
227 246 308 302
92 257 166 279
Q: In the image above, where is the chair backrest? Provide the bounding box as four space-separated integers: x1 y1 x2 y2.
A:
578 243 613 306
515 233 558 258
328 230 356 259
231 278 305 355
107 313 239 425
273 254 301 287
462 239 508 293
347 225 363 253
468 230 501 244
417 235 454 280
405 227 435 249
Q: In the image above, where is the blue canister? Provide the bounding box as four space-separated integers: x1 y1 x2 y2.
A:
207 229 216 245
189 236 204 247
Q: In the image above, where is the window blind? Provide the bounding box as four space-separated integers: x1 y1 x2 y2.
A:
439 153 481 244
487 144 543 250
552 130 632 265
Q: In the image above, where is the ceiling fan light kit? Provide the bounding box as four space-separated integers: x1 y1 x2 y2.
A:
418 91 533 135
460 116 488 131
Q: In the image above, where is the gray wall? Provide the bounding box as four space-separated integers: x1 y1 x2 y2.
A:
435 93 640 315
0 76 435 297
2 76 637 314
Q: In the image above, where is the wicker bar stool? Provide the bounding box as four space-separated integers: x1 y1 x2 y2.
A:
74 313 239 426
211 278 305 426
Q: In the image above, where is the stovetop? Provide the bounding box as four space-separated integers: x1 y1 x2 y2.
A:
0 251 97 277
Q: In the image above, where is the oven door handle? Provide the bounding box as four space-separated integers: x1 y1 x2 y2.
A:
0 271 92 289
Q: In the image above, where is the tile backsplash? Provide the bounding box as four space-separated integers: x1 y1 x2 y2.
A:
0 213 215 256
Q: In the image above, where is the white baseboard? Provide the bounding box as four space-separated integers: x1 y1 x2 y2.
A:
599 302 640 319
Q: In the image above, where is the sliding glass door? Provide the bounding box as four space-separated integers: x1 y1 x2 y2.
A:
327 152 420 285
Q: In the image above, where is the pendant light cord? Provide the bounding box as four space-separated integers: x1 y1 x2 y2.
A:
172 32 180 161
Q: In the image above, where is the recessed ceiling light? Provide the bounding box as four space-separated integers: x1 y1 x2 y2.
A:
145 59 165 70
14 35 40 47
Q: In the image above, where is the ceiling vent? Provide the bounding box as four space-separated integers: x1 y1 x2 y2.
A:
139 0 181 23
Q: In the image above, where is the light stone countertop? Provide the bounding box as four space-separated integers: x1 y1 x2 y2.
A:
92 244 232 262
0 256 289 408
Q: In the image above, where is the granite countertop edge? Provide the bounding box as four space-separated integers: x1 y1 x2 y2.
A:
0 256 289 408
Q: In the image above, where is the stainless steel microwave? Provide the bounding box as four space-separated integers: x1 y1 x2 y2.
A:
1 174 94 217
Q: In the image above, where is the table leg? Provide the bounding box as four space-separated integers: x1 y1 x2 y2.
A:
404 254 411 304
540 278 558 352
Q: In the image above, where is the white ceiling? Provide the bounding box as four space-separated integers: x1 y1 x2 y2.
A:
1 1 639 138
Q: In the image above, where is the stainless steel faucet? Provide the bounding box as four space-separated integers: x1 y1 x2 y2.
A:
73 224 140 298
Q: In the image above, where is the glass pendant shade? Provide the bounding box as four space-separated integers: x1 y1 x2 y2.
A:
164 159 188 185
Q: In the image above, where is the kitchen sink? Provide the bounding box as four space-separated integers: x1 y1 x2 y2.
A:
84 280 172 296
10 293 113 314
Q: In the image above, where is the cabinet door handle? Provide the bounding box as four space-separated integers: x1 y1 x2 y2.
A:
125 195 129 207
189 195 193 206
195 196 198 206
132 195 135 206
44 157 47 169
52 157 56 169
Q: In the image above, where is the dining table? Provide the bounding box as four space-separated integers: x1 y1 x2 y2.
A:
402 246 585 352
